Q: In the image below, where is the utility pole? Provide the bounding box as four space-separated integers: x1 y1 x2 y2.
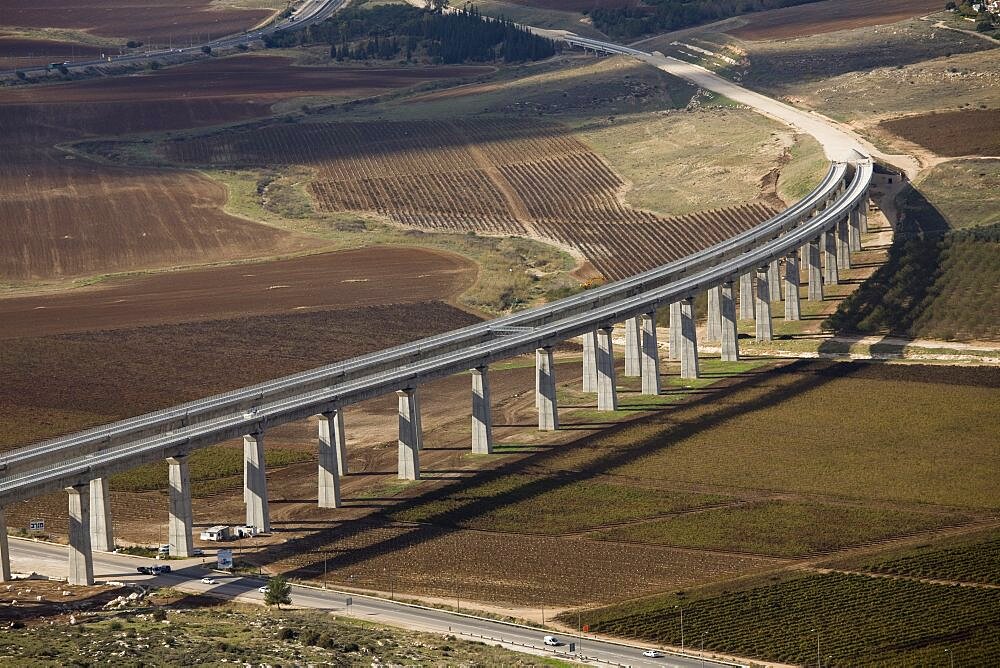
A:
676 605 684 651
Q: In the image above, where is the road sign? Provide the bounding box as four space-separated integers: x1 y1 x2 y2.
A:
583 624 590 632
345 596 353 608
28 520 44 531
569 642 576 653
217 548 233 569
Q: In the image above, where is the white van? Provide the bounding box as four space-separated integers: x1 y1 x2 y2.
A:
543 635 560 646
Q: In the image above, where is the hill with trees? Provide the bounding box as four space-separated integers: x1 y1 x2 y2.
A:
263 3 559 63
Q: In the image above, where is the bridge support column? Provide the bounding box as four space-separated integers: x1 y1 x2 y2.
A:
739 272 755 320
720 281 740 362
66 484 94 586
668 302 681 361
166 456 194 557
784 253 801 322
807 237 823 302
860 201 869 234
706 287 722 342
837 216 852 270
755 266 773 342
317 412 343 509
581 330 598 392
679 297 699 380
596 326 618 411
536 346 559 431
849 205 862 252
624 317 641 377
397 388 421 480
89 477 113 553
471 366 494 454
640 311 661 395
823 229 839 286
0 510 11 582
244 432 271 532
768 259 782 301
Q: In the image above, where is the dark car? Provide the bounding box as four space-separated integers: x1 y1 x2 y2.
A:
152 565 171 574
136 566 151 575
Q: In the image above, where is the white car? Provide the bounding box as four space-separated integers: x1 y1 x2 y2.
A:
200 577 217 585
642 649 664 658
258 585 269 594
543 635 560 646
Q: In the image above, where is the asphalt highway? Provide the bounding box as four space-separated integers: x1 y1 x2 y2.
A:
8 538 740 668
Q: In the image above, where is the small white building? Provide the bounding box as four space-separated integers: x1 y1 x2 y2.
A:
199 525 231 541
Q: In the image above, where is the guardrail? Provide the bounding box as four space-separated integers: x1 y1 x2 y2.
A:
0 159 870 505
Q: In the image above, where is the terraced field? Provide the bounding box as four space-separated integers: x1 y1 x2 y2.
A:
164 118 778 279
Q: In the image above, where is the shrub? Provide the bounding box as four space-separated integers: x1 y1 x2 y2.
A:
301 630 320 646
151 608 167 622
277 627 295 641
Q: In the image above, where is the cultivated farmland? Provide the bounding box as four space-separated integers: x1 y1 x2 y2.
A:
164 118 778 280
0 56 490 284
725 0 943 41
881 109 1000 157
0 0 275 45
578 573 1000 666
859 530 1000 586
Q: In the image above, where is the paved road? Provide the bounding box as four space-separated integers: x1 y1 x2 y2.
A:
9 538 739 668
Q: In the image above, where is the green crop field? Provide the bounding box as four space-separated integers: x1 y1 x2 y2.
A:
858 530 1000 586
111 445 312 497
574 573 1000 667
535 362 999 509
390 473 730 534
592 500 969 557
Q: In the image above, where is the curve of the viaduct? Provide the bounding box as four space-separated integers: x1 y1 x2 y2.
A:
0 35 876 587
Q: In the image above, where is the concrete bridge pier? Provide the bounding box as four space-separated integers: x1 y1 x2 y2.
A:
0 510 11 582
166 456 194 557
596 326 618 411
860 201 869 234
823 229 839 285
739 272 755 320
581 330 598 393
849 205 862 252
807 237 824 302
720 281 740 362
536 346 559 431
768 259 782 301
640 311 661 395
397 388 422 480
706 286 722 341
668 302 681 361
244 432 271 532
624 317 641 377
471 366 494 454
66 484 94 586
755 266 773 342
679 297 699 380
89 477 113 553
317 412 343 508
784 253 801 322
837 216 852 270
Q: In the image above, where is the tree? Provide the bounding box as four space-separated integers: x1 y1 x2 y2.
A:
263 575 292 609
945 1 957 9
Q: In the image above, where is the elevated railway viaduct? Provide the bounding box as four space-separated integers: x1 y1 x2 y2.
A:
0 30 877 586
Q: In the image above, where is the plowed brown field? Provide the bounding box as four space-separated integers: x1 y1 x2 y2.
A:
727 0 942 41
166 118 777 279
0 0 271 43
0 56 491 282
0 36 105 68
881 109 1000 158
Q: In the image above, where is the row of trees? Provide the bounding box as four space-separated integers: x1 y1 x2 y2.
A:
264 3 559 64
589 0 824 40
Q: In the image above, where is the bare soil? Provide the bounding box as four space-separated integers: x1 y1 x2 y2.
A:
0 35 105 67
727 0 943 41
880 109 1000 158
0 246 477 338
0 0 271 43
